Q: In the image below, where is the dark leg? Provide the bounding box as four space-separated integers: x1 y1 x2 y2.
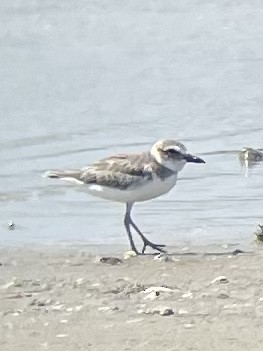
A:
124 203 139 254
125 203 166 254
129 218 166 254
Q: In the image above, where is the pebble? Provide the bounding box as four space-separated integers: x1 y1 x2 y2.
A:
182 291 193 299
123 251 137 259
184 323 194 329
99 257 123 265
138 305 175 316
223 303 237 310
156 307 175 316
75 278 84 285
211 276 229 284
60 320 68 324
51 304 64 311
30 297 52 307
143 291 159 301
98 306 119 312
143 286 173 294
217 292 229 299
92 283 100 287
154 253 170 262
178 309 189 315
75 305 83 312
12 312 21 317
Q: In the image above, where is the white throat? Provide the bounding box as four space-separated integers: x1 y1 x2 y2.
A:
150 147 187 173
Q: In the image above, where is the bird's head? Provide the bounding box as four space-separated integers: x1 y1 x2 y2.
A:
151 139 205 172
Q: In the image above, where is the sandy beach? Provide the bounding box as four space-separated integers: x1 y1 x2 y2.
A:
1 244 263 351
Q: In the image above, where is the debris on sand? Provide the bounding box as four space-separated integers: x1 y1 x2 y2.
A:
123 251 137 259
143 287 174 294
210 276 229 284
97 257 123 265
217 292 229 299
98 306 119 313
182 291 193 299
137 305 175 316
154 253 170 262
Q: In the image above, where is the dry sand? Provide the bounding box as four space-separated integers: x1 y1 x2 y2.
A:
1 244 263 351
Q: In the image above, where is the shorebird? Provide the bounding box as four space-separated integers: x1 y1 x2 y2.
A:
239 147 263 166
44 139 205 254
238 147 263 177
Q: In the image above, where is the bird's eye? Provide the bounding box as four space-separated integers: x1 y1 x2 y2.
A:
164 148 180 154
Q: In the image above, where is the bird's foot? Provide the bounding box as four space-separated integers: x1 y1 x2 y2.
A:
141 239 166 254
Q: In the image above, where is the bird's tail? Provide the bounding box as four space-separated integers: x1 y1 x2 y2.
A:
43 170 84 184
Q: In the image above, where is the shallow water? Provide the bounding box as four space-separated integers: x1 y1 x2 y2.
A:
1 0 263 247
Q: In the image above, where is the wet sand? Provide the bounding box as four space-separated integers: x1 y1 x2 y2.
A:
1 244 263 351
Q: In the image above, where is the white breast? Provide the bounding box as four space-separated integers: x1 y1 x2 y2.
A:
85 174 178 203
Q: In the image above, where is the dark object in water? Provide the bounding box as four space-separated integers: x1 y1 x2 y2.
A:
8 221 15 230
255 224 263 242
239 147 263 168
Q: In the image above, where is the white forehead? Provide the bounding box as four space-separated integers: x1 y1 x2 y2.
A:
163 145 183 152
155 139 187 152
241 147 249 152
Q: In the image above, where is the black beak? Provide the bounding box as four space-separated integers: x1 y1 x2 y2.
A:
184 153 205 163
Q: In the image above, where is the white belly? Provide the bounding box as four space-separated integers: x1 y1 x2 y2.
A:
85 175 178 203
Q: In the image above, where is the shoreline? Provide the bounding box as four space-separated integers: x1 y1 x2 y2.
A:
0 234 259 252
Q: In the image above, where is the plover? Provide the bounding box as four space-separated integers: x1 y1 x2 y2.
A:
238 147 263 177
239 147 263 166
44 139 205 254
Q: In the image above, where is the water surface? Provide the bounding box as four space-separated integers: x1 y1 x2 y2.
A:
1 0 263 247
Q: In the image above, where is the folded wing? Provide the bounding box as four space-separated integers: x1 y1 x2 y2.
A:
81 152 153 189
45 152 153 189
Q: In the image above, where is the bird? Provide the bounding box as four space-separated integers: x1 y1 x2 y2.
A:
238 147 263 177
239 147 263 166
44 139 205 254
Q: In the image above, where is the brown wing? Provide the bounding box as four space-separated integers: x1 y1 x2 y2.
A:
80 152 153 190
